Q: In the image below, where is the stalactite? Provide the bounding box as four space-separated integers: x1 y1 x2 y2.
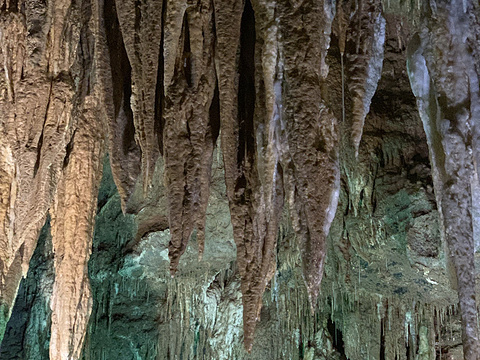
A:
0 13 25 338
278 0 340 309
163 0 218 273
48 1 106 358
226 0 287 350
212 0 289 350
102 0 142 210
2 0 479 357
0 1 107 358
345 0 386 156
213 0 266 351
0 0 82 343
114 0 163 193
407 1 480 358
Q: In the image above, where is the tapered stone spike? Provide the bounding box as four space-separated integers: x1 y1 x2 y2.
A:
345 0 385 157
278 0 339 322
164 0 218 276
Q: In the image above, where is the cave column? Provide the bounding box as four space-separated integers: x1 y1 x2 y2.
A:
49 104 104 360
0 0 86 342
407 1 480 358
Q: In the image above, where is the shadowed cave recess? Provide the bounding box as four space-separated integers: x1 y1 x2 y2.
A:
1 0 480 359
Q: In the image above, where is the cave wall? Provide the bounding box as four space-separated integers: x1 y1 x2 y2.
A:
1 0 480 359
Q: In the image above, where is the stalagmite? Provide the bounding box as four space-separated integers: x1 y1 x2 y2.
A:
345 0 385 156
278 0 339 309
407 1 480 358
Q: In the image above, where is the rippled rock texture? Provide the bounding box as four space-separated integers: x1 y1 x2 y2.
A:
1 0 480 359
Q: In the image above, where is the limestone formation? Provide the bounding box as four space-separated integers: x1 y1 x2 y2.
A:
1 0 480 359
345 0 385 156
407 1 480 357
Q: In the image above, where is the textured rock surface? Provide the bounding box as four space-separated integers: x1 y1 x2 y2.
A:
407 2 480 358
1 0 480 359
0 2 105 359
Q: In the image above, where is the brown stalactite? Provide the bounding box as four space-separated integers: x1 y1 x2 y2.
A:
49 108 104 360
48 2 106 356
0 0 105 356
224 0 287 350
212 0 244 216
102 0 142 211
114 0 163 193
213 0 285 350
163 0 217 274
345 0 385 157
278 0 340 310
0 14 25 310
407 1 480 358
0 2 82 341
212 0 265 350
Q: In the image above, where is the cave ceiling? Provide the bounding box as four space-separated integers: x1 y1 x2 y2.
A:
1 0 480 359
